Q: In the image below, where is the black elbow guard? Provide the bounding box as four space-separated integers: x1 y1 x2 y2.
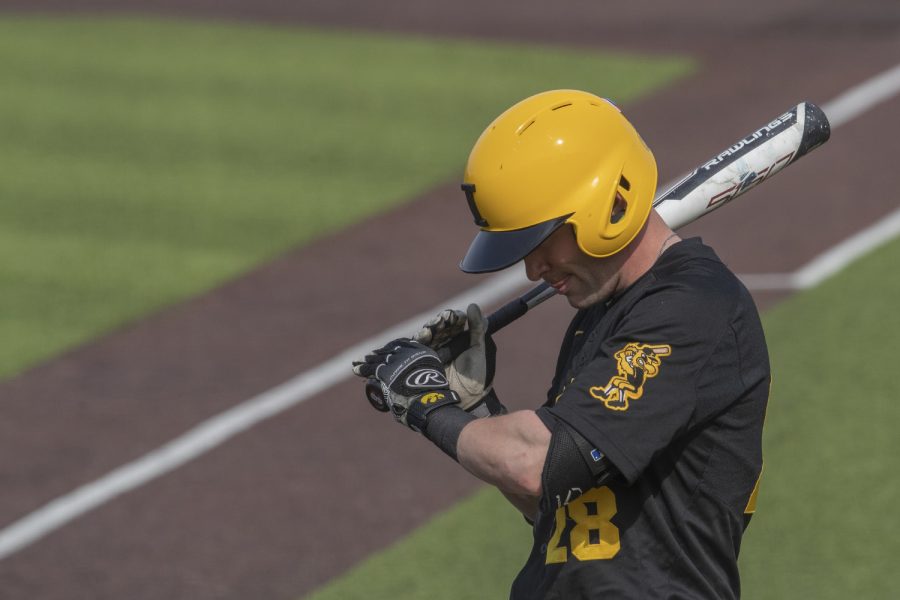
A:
540 417 619 511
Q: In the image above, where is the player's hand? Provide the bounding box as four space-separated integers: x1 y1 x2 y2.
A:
414 303 503 417
415 308 467 350
351 339 460 432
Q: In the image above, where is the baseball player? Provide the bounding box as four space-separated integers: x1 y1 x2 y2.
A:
352 90 769 599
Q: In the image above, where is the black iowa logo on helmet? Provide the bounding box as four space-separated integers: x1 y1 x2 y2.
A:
590 342 671 411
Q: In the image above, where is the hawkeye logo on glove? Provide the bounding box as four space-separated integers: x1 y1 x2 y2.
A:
420 392 446 405
590 342 671 411
405 368 448 388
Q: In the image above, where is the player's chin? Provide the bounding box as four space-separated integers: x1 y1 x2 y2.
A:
563 293 586 309
566 286 611 310
563 290 593 309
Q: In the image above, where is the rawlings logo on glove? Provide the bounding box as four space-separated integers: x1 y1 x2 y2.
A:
351 339 460 432
405 369 448 388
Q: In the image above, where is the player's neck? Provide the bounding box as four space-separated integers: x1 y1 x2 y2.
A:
617 212 679 291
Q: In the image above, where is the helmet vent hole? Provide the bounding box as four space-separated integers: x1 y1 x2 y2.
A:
590 98 621 112
551 102 572 111
517 119 536 135
619 175 631 191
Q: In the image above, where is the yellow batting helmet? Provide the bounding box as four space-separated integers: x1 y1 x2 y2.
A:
459 90 658 273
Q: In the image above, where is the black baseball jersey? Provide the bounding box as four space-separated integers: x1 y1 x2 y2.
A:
510 238 769 599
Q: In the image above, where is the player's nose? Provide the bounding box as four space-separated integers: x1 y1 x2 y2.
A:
523 249 549 281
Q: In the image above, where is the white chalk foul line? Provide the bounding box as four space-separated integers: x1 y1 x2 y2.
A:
793 206 900 288
739 213 900 290
0 265 531 561
823 62 900 128
740 206 900 291
736 62 900 292
1 63 899 562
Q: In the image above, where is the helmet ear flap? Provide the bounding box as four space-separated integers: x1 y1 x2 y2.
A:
573 167 652 258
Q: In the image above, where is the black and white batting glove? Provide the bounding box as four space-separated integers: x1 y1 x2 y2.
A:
351 339 460 432
414 303 504 418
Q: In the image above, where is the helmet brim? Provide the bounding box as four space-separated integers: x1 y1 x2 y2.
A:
459 215 571 274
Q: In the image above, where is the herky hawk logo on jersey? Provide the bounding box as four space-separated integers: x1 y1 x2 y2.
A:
590 342 671 411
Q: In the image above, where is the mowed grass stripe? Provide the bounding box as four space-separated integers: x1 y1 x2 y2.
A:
303 236 900 599
0 15 693 380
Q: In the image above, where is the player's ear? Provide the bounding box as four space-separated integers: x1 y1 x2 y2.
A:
610 192 628 224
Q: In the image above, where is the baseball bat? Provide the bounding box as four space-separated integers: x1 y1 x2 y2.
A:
365 101 830 411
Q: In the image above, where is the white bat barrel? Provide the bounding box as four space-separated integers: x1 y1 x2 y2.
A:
654 102 831 230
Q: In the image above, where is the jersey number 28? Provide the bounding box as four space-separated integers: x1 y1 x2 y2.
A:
546 487 620 564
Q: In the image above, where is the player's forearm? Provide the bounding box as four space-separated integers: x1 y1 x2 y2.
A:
456 410 551 497
500 489 540 522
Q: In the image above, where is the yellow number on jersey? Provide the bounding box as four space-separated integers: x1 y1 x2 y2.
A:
545 487 620 564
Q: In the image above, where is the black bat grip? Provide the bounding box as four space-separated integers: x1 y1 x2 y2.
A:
437 300 528 361
440 282 553 361
487 295 531 335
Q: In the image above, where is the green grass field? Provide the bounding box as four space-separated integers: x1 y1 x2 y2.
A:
304 235 900 599
0 16 692 380
739 235 900 598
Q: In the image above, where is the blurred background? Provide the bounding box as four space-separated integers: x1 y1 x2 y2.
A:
0 1 897 598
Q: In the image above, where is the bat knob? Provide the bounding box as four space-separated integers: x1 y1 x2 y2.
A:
365 379 390 412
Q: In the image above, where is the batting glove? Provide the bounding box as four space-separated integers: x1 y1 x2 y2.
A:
352 339 460 432
415 308 467 350
414 303 504 418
